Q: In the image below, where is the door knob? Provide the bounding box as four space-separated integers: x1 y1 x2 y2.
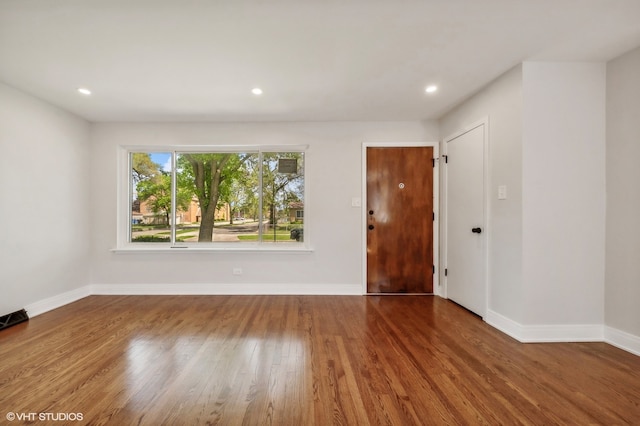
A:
368 225 375 230
471 227 482 234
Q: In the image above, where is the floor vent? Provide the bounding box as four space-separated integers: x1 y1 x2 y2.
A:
0 309 29 331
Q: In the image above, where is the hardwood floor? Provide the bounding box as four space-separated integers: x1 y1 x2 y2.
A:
1 296 638 425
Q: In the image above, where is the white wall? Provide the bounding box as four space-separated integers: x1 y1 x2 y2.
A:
439 65 524 322
89 121 438 293
521 62 606 326
439 62 607 338
606 47 640 337
0 82 91 316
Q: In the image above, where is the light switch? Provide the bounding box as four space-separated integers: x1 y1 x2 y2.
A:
498 185 507 200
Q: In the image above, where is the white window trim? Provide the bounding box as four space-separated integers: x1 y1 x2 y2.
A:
115 145 311 253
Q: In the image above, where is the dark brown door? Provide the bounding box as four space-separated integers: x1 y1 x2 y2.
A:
366 147 433 293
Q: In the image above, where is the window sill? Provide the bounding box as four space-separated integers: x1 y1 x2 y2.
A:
111 245 314 254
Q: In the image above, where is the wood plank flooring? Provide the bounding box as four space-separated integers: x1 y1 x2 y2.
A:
0 295 639 425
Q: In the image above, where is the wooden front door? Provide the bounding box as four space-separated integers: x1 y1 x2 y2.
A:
366 146 434 293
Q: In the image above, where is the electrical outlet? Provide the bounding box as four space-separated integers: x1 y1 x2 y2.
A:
232 268 243 275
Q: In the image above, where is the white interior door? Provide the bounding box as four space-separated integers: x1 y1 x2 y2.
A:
445 123 486 317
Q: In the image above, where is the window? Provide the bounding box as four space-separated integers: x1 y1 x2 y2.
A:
126 148 305 248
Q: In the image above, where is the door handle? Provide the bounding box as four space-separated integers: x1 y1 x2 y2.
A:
471 227 482 234
368 225 375 230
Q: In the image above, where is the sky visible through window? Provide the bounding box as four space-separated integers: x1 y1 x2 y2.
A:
150 152 171 172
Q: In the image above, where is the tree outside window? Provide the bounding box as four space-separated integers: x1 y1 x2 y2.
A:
129 150 304 245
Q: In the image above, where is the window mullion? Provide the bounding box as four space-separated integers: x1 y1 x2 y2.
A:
258 151 264 244
170 151 177 244
127 152 133 244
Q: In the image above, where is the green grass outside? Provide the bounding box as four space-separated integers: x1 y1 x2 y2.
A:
132 235 186 243
238 233 292 241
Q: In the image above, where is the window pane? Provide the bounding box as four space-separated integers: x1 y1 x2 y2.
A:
130 152 172 243
262 152 304 243
176 152 259 243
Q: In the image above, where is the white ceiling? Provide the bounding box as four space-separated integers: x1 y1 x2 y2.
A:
1 0 639 123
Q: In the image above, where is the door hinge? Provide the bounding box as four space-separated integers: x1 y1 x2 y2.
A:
445 268 448 277
432 156 448 166
433 265 435 275
432 212 435 221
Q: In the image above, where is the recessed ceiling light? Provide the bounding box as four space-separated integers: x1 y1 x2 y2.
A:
425 85 438 94
251 87 263 95
77 87 92 95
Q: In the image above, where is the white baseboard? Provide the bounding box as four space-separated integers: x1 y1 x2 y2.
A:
484 309 524 341
485 309 604 342
605 326 640 356
519 324 604 342
90 283 362 296
25 286 92 318
24 283 359 318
